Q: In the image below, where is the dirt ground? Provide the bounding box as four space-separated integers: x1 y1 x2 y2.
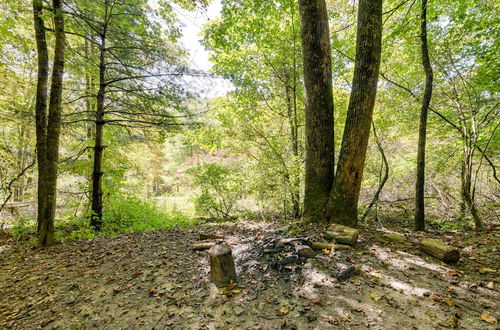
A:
0 220 498 329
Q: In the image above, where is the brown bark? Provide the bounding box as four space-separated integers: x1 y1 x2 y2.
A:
33 0 66 247
208 245 237 287
327 0 383 227
414 0 434 231
297 0 335 224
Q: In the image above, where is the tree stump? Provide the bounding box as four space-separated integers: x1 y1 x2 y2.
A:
420 238 460 263
326 224 359 245
208 245 237 287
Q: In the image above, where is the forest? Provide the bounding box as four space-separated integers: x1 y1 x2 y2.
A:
0 0 498 328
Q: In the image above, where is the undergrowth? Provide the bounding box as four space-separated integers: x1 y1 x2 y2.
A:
8 195 197 243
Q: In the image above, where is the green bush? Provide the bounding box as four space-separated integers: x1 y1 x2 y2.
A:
101 195 195 234
188 162 243 220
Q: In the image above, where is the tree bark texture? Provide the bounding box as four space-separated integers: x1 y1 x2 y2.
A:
297 0 335 224
327 0 383 227
33 0 49 234
420 238 460 263
414 0 434 231
33 0 65 247
208 245 237 287
90 33 107 231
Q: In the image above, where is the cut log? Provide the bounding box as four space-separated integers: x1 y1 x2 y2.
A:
310 241 352 250
295 245 317 258
192 241 216 250
199 233 225 240
382 233 406 242
326 224 359 245
208 245 237 287
419 238 460 263
335 264 362 282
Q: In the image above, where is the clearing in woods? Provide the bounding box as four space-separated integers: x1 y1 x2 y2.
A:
0 221 498 329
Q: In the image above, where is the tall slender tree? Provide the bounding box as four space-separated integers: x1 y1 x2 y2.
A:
327 0 383 227
297 0 335 224
64 0 191 230
32 0 66 246
414 0 433 230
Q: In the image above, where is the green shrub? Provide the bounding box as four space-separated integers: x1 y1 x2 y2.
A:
101 195 195 234
188 162 243 220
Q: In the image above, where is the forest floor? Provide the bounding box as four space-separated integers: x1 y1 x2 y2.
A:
0 217 499 329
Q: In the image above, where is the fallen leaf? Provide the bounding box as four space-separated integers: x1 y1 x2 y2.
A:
443 298 454 306
439 315 458 327
479 268 496 275
481 312 497 324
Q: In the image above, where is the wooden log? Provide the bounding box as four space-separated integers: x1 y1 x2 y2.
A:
310 241 352 250
326 224 359 245
192 241 216 250
336 264 362 282
382 233 406 242
199 233 225 240
419 238 460 263
208 245 237 286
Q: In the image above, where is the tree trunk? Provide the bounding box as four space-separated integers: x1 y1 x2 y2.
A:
90 50 106 230
361 121 389 221
90 10 108 231
414 0 434 231
297 0 335 224
285 80 301 218
462 150 482 230
327 0 383 227
39 0 65 247
33 0 49 234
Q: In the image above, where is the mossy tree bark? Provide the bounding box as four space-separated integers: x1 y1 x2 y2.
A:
33 0 66 247
297 0 335 224
327 0 383 227
414 0 434 231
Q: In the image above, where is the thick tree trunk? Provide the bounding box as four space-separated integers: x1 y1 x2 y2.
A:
33 0 65 247
297 0 335 224
327 0 383 227
33 0 49 234
414 0 434 231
